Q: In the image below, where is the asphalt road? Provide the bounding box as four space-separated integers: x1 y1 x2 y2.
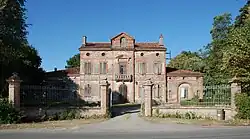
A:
1 128 250 139
1 113 250 139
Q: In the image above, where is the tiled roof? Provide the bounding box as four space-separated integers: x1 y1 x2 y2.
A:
45 67 80 77
166 67 203 77
79 42 165 50
84 42 111 48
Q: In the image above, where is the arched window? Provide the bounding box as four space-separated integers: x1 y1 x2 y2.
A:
179 83 191 100
120 37 127 47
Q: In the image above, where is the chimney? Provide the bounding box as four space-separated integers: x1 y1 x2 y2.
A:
159 34 164 46
54 67 57 71
82 36 87 46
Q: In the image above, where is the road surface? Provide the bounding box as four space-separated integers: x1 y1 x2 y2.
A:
1 113 250 139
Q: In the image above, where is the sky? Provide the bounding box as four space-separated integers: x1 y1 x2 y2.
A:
25 0 246 72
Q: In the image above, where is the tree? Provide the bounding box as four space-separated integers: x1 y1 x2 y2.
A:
168 51 205 72
222 21 250 85
202 13 232 84
235 0 250 27
0 0 44 96
65 53 80 68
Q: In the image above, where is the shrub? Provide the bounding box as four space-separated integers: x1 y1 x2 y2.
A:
155 111 201 120
0 99 21 124
235 93 250 119
58 109 81 120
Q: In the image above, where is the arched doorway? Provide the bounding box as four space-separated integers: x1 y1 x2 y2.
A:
178 83 192 103
119 83 127 103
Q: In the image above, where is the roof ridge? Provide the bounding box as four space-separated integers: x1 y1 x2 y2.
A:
136 42 158 43
87 42 110 43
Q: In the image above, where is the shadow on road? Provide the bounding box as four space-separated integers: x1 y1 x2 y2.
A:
111 104 141 118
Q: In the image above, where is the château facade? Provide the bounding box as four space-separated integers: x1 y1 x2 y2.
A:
45 32 204 105
79 32 167 103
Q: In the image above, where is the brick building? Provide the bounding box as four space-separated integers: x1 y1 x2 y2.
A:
79 32 167 103
46 32 204 105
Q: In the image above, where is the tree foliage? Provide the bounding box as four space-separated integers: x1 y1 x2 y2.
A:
235 0 250 27
168 51 205 72
65 53 80 68
168 13 232 84
0 0 44 96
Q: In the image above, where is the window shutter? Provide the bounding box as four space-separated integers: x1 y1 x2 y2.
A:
100 62 102 74
158 63 162 74
89 85 91 95
142 63 146 74
104 62 107 74
138 63 141 74
84 62 87 74
153 63 157 74
89 62 92 74
124 64 127 74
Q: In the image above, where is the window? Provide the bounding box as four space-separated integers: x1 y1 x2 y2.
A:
119 62 127 74
100 62 107 74
180 87 188 99
140 53 144 56
84 62 91 74
156 53 159 56
84 84 91 97
101 53 105 56
120 37 127 47
153 84 160 98
168 90 172 99
153 62 162 74
86 53 90 56
138 62 146 74
139 86 144 98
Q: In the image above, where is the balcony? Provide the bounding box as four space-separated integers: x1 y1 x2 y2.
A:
115 74 132 82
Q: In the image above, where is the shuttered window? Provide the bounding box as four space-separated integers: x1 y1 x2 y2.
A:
84 62 91 74
84 84 91 97
119 62 127 74
139 86 144 98
138 62 146 74
153 62 162 74
100 62 107 74
154 84 160 98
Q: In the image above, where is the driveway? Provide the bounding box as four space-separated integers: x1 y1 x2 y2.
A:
1 113 250 139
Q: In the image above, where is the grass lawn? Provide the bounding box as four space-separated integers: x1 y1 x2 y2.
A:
143 117 250 126
0 118 106 130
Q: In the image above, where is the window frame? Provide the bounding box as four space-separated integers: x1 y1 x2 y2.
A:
119 62 127 74
120 37 127 48
100 62 107 74
153 62 162 75
138 62 146 75
84 84 91 97
84 62 92 74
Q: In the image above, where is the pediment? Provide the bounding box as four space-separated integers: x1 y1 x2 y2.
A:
111 32 135 48
116 54 129 59
111 32 134 41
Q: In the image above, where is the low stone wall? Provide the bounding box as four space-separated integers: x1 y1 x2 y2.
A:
153 106 236 120
21 106 103 119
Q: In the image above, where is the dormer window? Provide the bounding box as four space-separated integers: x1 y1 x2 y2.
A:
120 37 127 47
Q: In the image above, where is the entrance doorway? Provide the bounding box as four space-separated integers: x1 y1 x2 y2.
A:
119 83 127 103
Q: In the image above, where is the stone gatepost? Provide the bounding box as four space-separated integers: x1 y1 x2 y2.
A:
143 79 153 117
230 77 241 111
6 73 22 110
100 79 110 115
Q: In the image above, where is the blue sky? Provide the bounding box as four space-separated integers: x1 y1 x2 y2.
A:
26 0 246 71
